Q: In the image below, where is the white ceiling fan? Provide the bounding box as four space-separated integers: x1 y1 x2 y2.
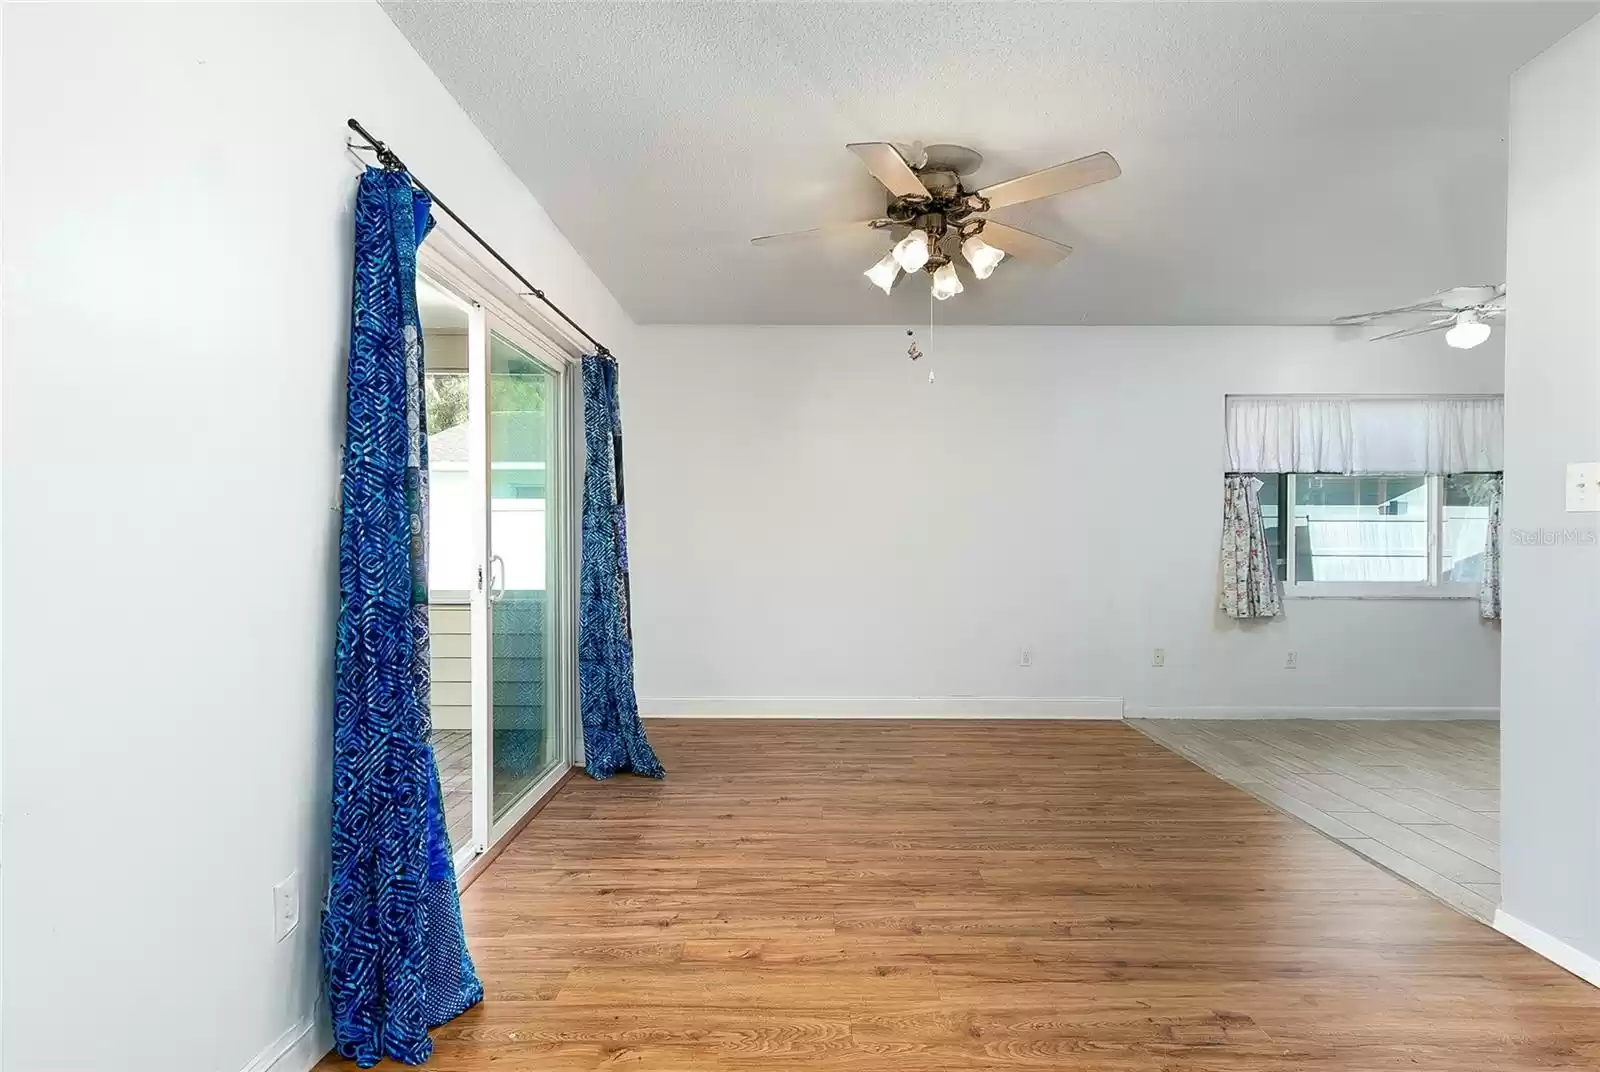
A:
751 141 1120 301
1333 285 1506 349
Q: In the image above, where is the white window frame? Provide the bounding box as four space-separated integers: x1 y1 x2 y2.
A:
1283 473 1481 600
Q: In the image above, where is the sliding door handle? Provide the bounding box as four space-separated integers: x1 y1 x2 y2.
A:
488 554 506 603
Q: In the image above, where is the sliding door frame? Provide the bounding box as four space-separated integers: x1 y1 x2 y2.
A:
418 228 586 881
481 309 571 846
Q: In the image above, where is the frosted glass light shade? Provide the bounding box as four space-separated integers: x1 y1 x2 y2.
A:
1445 312 1491 350
863 251 900 295
930 261 964 301
891 230 931 273
961 236 1006 279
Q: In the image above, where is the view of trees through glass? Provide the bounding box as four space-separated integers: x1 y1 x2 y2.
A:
425 370 547 435
426 373 469 434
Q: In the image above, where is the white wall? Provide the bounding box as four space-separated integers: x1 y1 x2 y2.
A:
625 325 1503 716
0 4 633 1070
1499 15 1600 969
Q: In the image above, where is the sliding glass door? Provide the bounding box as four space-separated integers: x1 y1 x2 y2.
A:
419 253 575 874
486 328 565 824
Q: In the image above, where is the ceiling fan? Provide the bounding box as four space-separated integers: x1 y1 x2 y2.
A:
750 141 1120 300
1333 285 1506 349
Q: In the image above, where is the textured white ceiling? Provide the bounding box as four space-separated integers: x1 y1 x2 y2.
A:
385 1 1595 326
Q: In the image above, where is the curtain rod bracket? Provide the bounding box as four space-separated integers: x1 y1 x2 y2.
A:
346 116 613 359
345 118 403 171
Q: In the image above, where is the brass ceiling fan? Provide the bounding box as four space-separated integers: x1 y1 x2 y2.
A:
751 141 1120 300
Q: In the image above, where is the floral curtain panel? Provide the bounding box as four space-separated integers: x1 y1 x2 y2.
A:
1479 473 1503 620
1220 475 1282 619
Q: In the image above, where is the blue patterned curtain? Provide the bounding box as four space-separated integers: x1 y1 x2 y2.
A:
323 168 481 1067
579 354 664 779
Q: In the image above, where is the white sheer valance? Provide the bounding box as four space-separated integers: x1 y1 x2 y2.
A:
1225 395 1503 474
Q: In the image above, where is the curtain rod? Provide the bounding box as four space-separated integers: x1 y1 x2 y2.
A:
346 117 611 359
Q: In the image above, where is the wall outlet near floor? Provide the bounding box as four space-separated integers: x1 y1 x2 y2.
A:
273 872 300 942
1151 648 1166 668
1019 649 1033 667
1284 650 1298 669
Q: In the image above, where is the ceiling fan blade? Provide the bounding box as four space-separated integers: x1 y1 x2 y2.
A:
976 221 1072 264
1336 285 1507 326
1369 317 1455 341
750 219 890 246
846 142 931 199
1433 284 1504 309
1332 301 1449 325
977 152 1121 210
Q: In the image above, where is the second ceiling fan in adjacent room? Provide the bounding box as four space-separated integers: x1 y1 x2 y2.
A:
751 141 1121 300
1333 285 1507 349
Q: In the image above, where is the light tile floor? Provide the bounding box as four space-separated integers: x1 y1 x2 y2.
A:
1131 719 1499 921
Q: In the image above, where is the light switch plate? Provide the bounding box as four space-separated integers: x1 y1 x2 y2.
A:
273 872 300 942
1566 462 1600 512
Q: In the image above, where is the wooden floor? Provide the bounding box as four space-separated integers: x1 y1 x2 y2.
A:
1132 719 1499 921
333 720 1600 1070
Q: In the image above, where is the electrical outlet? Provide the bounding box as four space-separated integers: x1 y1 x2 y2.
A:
273 872 300 942
1284 650 1298 670
1019 649 1033 667
1151 648 1166 668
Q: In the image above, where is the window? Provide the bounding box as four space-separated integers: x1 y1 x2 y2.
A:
1255 474 1288 582
1246 473 1496 597
425 371 469 436
1293 474 1428 584
1442 473 1498 585
426 371 474 597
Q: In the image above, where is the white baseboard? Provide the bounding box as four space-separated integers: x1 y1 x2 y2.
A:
239 1010 330 1072
1494 909 1600 988
1126 705 1498 721
640 696 1124 720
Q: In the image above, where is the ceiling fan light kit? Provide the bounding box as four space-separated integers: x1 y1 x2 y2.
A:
752 141 1120 301
1445 310 1492 350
